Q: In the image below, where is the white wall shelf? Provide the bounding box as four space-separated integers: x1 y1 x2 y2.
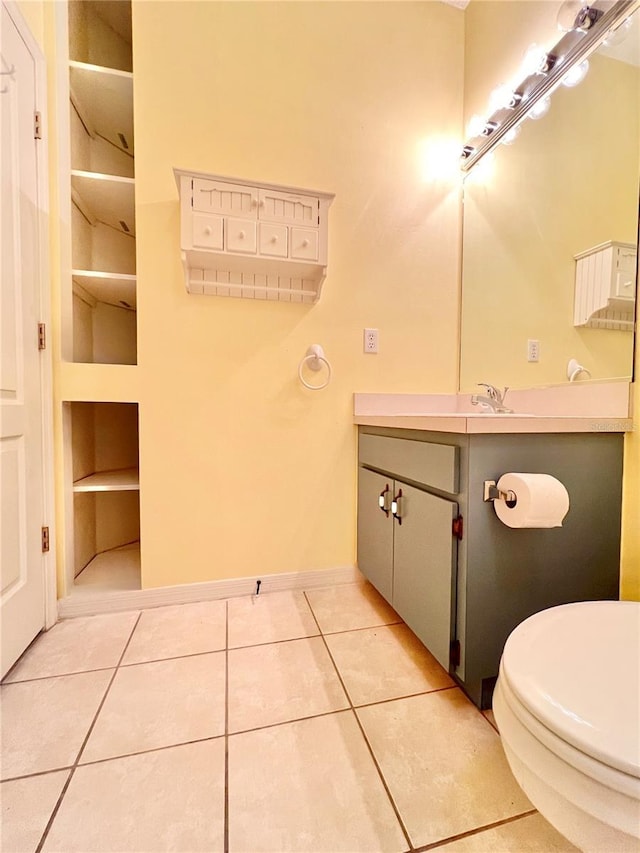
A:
69 61 134 153
73 467 139 492
72 270 136 309
71 170 135 235
175 169 334 303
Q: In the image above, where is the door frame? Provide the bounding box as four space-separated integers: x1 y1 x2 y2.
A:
3 1 57 630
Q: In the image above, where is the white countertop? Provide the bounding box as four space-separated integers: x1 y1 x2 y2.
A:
353 385 633 434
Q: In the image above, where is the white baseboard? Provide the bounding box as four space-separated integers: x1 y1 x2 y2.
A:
57 565 362 619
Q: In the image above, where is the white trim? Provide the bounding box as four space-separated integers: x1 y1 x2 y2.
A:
57 565 362 618
3 2 57 630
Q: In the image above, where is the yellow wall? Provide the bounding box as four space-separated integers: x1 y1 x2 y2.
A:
131 1 464 587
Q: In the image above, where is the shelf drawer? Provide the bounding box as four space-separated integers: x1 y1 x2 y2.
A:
359 434 459 494
259 223 288 257
226 218 257 254
290 228 318 261
192 213 223 250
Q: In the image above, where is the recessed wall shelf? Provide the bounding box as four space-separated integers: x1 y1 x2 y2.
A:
73 466 139 492
71 170 135 234
69 61 134 153
175 169 334 303
72 270 137 309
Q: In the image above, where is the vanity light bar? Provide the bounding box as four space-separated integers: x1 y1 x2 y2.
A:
460 0 640 172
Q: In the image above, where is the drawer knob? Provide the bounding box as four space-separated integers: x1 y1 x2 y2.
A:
271 235 278 243
204 227 212 236
239 231 245 239
302 239 309 247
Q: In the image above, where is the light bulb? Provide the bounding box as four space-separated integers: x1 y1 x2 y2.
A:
488 83 514 113
528 96 551 120
562 59 589 87
521 44 546 77
502 125 521 145
602 17 632 48
466 114 486 138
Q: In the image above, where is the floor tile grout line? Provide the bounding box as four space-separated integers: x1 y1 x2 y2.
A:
0 766 74 785
67 734 227 771
302 591 415 853
34 611 143 853
412 808 539 851
3 682 455 786
353 683 458 710
1 664 124 686
2 617 405 687
321 619 404 636
224 599 230 853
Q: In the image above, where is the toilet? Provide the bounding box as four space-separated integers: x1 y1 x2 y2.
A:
493 600 640 852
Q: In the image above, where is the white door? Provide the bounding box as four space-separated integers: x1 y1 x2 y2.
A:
1 3 46 678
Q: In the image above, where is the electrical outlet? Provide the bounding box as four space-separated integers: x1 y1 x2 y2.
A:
527 339 540 362
364 328 379 353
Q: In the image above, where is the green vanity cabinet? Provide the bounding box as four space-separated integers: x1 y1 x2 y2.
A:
357 426 623 709
357 434 459 671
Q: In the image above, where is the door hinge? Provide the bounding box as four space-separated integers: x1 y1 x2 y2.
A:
452 515 464 540
38 323 46 350
450 639 461 669
34 111 42 139
41 526 50 553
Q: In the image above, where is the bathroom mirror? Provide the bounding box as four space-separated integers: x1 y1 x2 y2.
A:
458 5 639 392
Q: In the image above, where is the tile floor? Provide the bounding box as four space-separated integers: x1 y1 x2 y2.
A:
0 581 578 853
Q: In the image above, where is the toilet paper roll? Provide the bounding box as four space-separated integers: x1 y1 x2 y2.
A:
494 472 569 529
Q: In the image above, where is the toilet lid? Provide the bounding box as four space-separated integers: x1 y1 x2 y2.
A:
501 601 640 778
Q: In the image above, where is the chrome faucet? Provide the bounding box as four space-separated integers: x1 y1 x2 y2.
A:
470 383 513 414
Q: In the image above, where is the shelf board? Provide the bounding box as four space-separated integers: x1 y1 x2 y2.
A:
69 61 134 154
72 270 137 309
73 467 139 492
72 543 141 597
71 170 135 235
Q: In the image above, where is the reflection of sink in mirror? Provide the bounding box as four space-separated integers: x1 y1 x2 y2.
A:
459 4 638 392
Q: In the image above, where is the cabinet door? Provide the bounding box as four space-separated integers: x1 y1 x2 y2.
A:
357 468 393 603
392 483 457 671
192 179 258 217
258 188 318 227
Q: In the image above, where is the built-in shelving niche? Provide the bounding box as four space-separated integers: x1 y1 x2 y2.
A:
68 0 136 365
66 402 141 599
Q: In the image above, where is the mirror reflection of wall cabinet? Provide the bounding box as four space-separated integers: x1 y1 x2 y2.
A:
68 0 136 365
459 5 639 392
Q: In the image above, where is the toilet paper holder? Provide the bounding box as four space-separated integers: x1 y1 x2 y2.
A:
483 480 517 504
